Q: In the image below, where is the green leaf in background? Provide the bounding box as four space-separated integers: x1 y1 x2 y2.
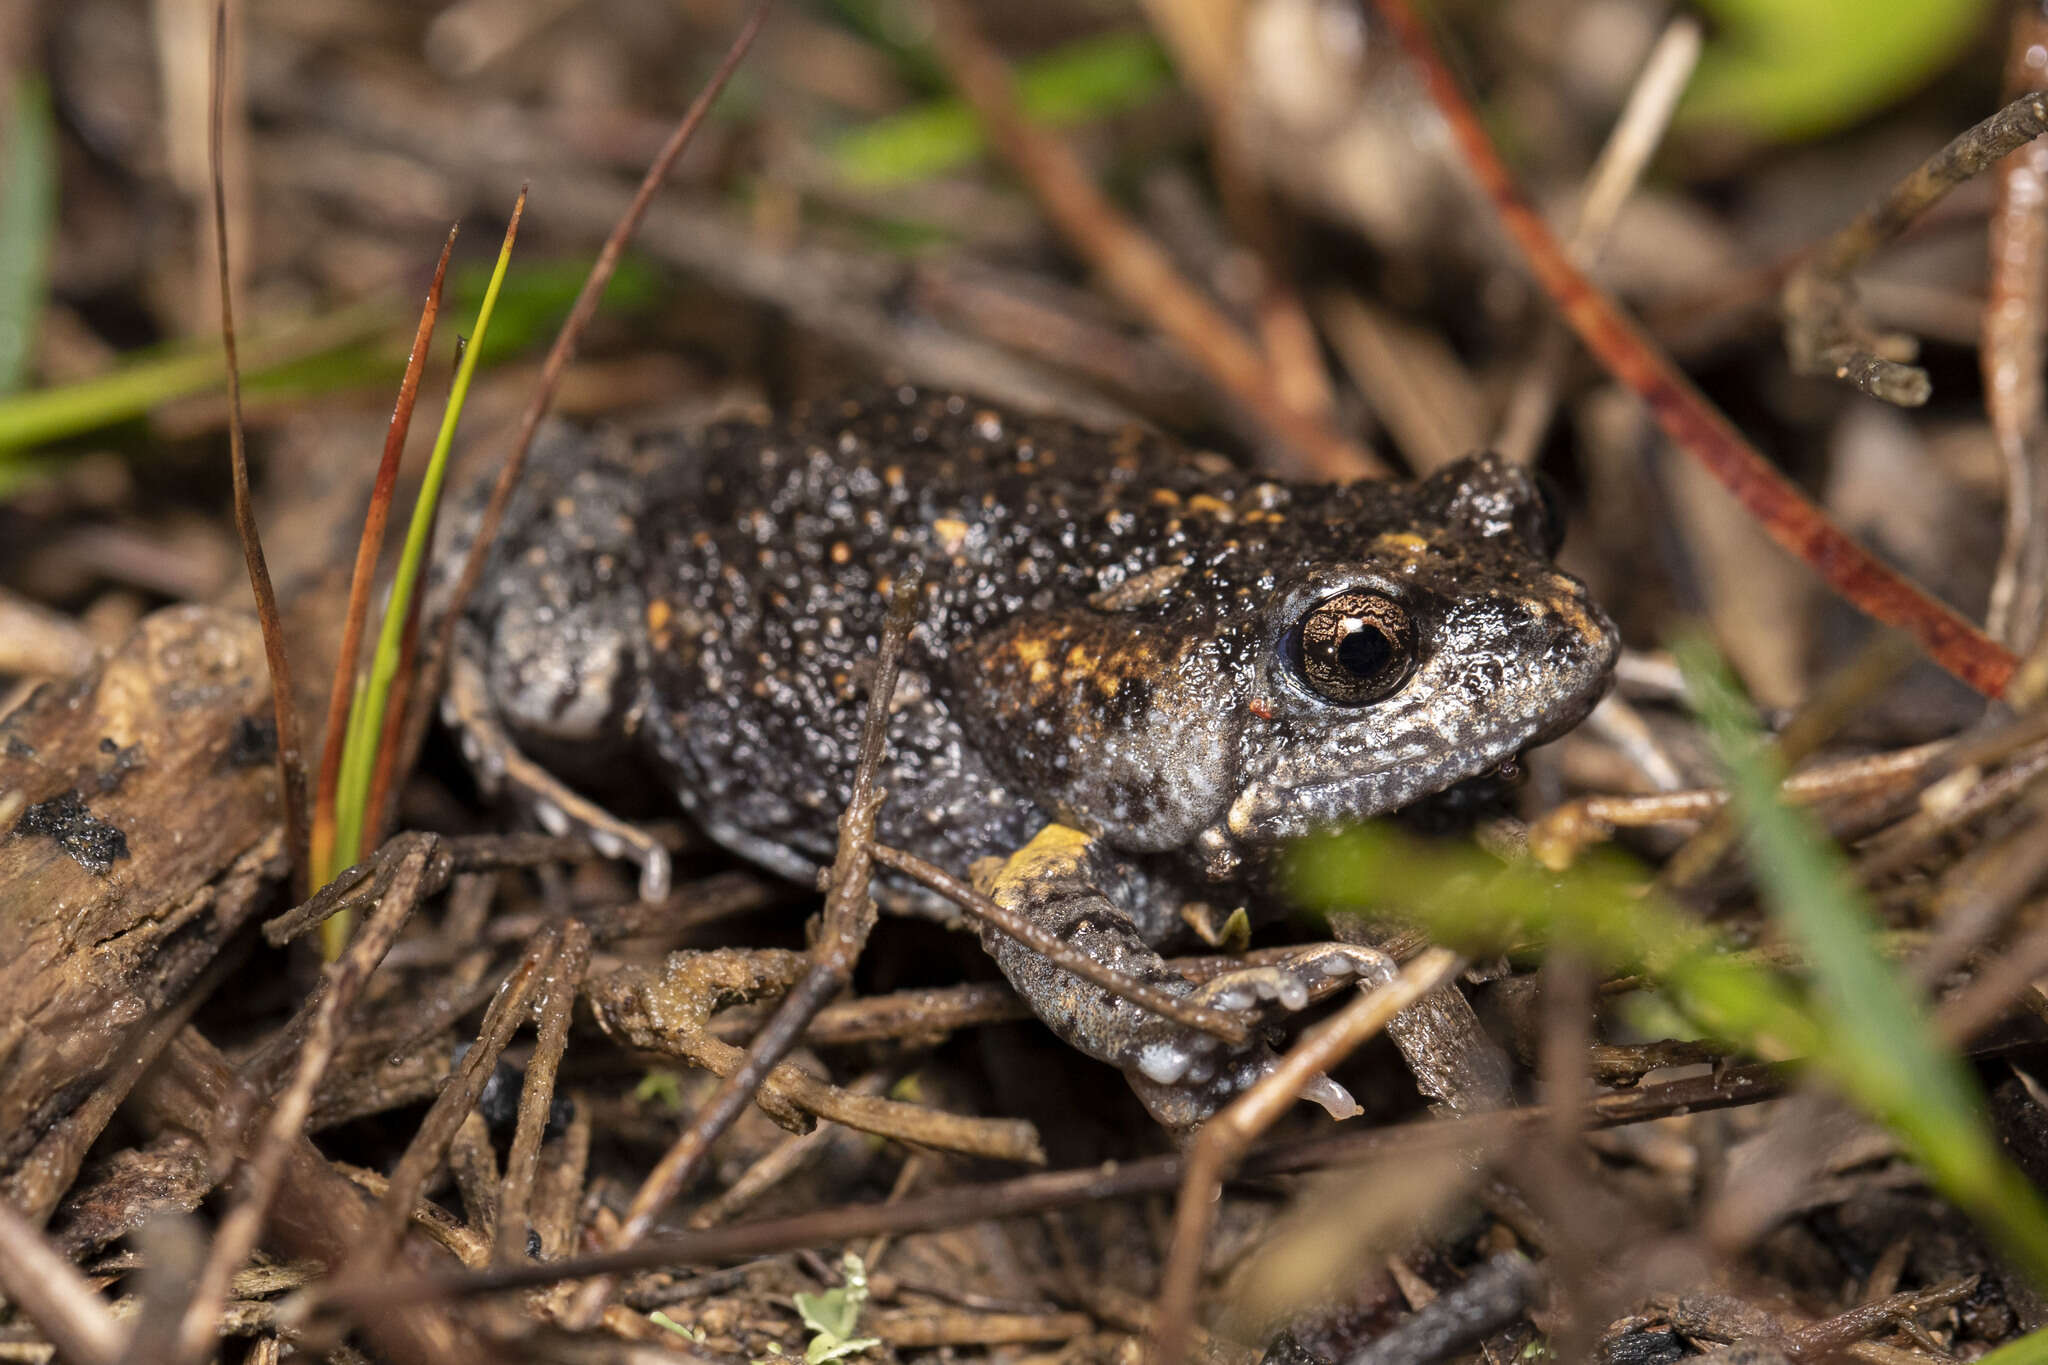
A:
1682 0 1993 142
1979 1325 2048 1365
0 76 56 395
1678 638 2048 1287
450 254 661 366
832 29 1173 186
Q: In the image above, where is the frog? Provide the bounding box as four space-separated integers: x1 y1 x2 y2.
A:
443 386 1619 1130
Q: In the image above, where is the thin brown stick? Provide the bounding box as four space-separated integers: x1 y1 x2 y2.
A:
1493 16 1702 464
1147 948 1461 1365
209 0 309 890
335 1057 1795 1311
869 842 1252 1047
0 1195 122 1365
364 925 558 1266
924 0 1382 481
168 844 434 1365
1369 0 2020 699
407 0 773 808
1985 7 2048 653
310 226 457 885
564 575 917 1326
1789 91 2048 405
491 917 590 1266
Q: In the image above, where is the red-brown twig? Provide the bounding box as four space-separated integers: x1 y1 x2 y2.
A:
405 0 772 803
310 226 457 885
209 1 310 886
925 0 1382 481
1147 948 1462 1365
1369 0 2019 699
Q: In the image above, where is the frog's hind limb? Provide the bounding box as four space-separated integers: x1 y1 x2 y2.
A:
445 648 674 900
975 823 1394 1132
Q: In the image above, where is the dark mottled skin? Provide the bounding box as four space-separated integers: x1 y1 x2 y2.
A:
453 387 1618 1127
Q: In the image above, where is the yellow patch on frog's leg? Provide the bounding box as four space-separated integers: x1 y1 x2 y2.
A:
973 821 1097 904
446 650 673 901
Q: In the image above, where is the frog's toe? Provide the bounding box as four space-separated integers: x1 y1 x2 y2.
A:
1298 1070 1361 1120
1191 945 1397 1018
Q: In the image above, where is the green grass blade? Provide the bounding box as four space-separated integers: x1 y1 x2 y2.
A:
831 29 1172 186
1979 1326 2048 1365
0 76 56 394
325 202 522 958
1679 636 2048 1286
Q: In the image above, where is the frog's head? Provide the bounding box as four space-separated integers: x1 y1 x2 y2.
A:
958 452 1616 870
1212 451 1617 861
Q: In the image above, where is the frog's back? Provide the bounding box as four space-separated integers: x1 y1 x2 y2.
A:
632 388 1200 881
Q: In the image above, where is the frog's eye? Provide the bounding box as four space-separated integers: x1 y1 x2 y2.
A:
1282 591 1417 706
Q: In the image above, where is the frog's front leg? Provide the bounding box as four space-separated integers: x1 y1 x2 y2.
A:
974 824 1393 1131
445 648 673 901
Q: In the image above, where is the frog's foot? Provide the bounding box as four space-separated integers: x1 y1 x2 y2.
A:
1187 944 1396 1015
445 652 672 900
974 824 1395 1131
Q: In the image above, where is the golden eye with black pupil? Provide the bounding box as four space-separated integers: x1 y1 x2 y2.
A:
1282 591 1417 706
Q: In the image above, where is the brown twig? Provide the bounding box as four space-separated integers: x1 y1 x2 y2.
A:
0 1195 122 1365
1369 0 2020 699
310 225 457 885
209 0 309 889
1492 15 1702 464
491 917 590 1266
564 574 918 1326
924 0 1382 481
1789 90 2048 406
171 844 437 1364
1148 947 1461 1365
870 842 1252 1047
405 0 773 810
363 925 558 1266
334 1057 1795 1310
1985 7 2048 654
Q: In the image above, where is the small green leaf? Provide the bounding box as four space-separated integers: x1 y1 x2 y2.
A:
651 1311 706 1341
794 1253 879 1364
1682 0 1991 142
634 1069 685 1112
1979 1326 2048 1365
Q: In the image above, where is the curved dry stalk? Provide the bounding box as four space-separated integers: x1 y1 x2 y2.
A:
208 0 308 891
